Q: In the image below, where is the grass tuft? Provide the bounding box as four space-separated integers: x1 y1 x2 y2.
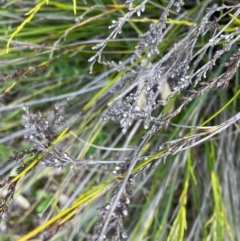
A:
0 0 240 240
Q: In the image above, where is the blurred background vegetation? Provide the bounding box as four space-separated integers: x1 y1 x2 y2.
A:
0 0 240 241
